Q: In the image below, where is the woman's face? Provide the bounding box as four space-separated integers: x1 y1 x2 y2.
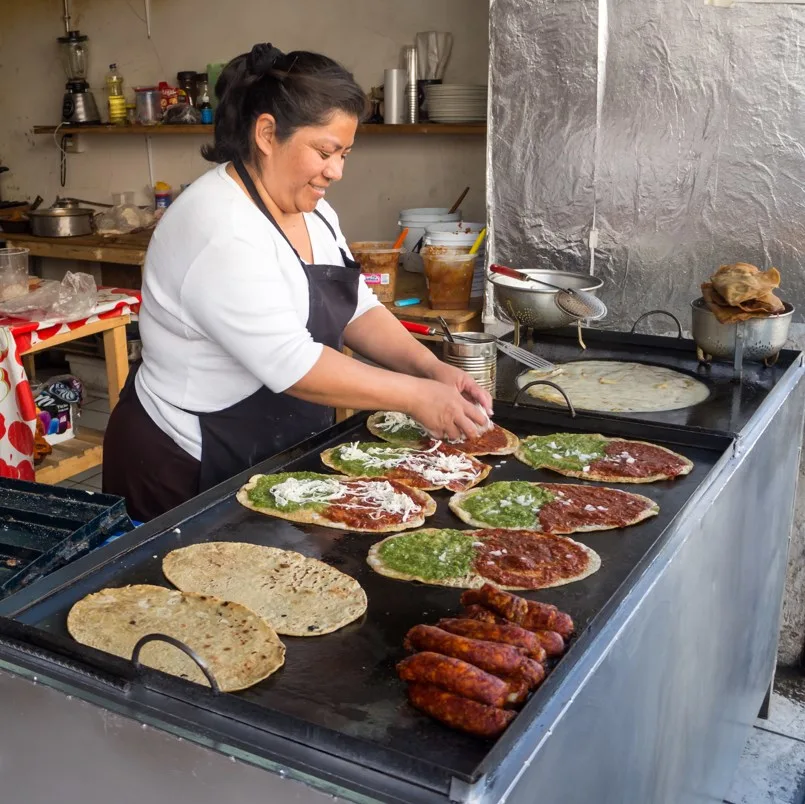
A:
256 110 357 214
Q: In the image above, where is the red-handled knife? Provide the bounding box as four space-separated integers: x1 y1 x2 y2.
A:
400 320 440 337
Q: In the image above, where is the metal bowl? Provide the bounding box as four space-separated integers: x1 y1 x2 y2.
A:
488 269 604 330
690 297 794 361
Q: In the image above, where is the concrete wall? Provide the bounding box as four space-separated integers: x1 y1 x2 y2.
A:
0 0 488 238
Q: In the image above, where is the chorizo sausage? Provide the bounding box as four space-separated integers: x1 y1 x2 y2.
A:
501 676 530 707
437 617 548 663
407 682 515 738
396 652 510 708
404 625 526 677
521 606 574 638
461 584 531 623
461 605 567 656
512 657 546 689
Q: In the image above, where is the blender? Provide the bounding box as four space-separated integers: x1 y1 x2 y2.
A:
59 28 101 124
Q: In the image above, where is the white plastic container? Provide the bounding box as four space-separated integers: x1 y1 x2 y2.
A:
398 207 462 273
423 221 487 299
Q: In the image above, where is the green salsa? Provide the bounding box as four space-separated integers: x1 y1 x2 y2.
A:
462 481 556 528
331 443 406 477
247 471 331 512
378 529 476 580
382 423 427 444
522 434 606 472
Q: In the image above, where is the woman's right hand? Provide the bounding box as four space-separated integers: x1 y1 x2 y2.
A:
407 379 491 442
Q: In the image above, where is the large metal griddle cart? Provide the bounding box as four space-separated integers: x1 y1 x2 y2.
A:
0 325 802 804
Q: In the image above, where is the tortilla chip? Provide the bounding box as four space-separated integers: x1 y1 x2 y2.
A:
702 262 784 322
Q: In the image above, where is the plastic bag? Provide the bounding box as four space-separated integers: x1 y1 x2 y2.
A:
95 203 155 235
163 103 202 125
0 271 97 323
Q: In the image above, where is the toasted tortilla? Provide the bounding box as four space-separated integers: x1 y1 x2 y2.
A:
67 585 285 692
163 543 367 637
366 411 519 456
367 528 601 590
449 481 659 534
236 472 437 533
320 441 491 492
515 433 693 484
519 361 710 414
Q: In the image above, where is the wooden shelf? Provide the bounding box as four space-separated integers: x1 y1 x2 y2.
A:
35 428 104 485
33 122 485 137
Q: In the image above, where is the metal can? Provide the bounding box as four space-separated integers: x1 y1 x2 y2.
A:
442 333 497 394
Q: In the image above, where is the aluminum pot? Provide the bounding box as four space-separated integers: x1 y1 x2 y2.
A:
690 297 794 362
28 204 94 237
488 268 604 329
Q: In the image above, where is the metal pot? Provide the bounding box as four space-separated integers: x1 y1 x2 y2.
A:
690 297 794 362
488 268 604 330
28 203 94 237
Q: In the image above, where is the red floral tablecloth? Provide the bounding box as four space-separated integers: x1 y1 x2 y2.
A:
0 288 141 480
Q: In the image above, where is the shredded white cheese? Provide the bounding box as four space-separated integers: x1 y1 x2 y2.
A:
269 477 421 521
377 411 426 435
336 441 480 487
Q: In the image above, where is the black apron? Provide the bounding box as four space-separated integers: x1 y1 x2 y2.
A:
188 160 361 491
105 160 361 509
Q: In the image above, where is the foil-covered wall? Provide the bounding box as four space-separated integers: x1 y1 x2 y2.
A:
489 0 805 328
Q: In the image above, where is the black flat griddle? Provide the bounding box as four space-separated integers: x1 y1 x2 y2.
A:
0 404 732 797
495 326 799 434
0 478 132 598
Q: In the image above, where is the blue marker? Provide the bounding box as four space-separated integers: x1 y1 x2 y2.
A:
394 297 421 307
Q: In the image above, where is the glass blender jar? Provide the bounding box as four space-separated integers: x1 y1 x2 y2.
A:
58 31 101 124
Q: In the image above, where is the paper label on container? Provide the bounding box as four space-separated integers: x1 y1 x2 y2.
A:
364 273 390 286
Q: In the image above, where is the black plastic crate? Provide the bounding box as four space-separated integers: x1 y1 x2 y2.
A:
0 478 133 598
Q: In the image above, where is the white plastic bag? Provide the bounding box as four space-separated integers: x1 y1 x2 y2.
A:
0 271 98 323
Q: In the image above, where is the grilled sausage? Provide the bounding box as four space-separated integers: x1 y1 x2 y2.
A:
521 605 574 638
462 585 574 638
512 657 546 689
461 585 531 622
461 605 567 656
501 676 530 707
407 682 516 738
404 625 526 677
397 652 510 708
437 618 548 663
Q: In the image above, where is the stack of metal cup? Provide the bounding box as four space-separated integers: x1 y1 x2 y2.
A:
442 333 497 394
403 45 419 124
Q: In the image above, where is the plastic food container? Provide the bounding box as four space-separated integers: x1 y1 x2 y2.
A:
397 207 462 273
0 247 29 302
421 250 476 310
349 241 403 303
134 87 162 125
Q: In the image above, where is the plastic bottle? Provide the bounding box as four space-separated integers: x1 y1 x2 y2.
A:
106 63 127 126
154 182 172 210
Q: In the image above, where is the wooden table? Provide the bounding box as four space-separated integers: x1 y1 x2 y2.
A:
26 315 131 485
3 232 150 267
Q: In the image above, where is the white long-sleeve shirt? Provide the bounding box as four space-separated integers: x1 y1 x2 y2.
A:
135 163 379 460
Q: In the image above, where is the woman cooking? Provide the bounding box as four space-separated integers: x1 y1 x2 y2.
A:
103 43 492 523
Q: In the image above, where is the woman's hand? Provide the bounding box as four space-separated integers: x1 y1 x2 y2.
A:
407 379 491 443
423 360 494 417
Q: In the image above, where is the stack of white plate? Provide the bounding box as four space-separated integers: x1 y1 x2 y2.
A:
426 84 488 123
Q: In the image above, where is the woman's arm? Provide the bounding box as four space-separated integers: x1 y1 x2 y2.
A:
285 346 488 441
344 306 493 414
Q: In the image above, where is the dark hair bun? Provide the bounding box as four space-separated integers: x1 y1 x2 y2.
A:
202 45 367 165
246 43 284 75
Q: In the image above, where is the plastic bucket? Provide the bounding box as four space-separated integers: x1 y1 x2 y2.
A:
349 241 402 303
421 251 476 310
423 221 487 299
398 207 462 273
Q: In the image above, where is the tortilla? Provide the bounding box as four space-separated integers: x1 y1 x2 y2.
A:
66 584 285 692
321 441 491 492
236 471 436 533
515 433 693 484
367 527 601 590
518 360 710 413
449 480 659 534
366 411 519 456
163 543 367 637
